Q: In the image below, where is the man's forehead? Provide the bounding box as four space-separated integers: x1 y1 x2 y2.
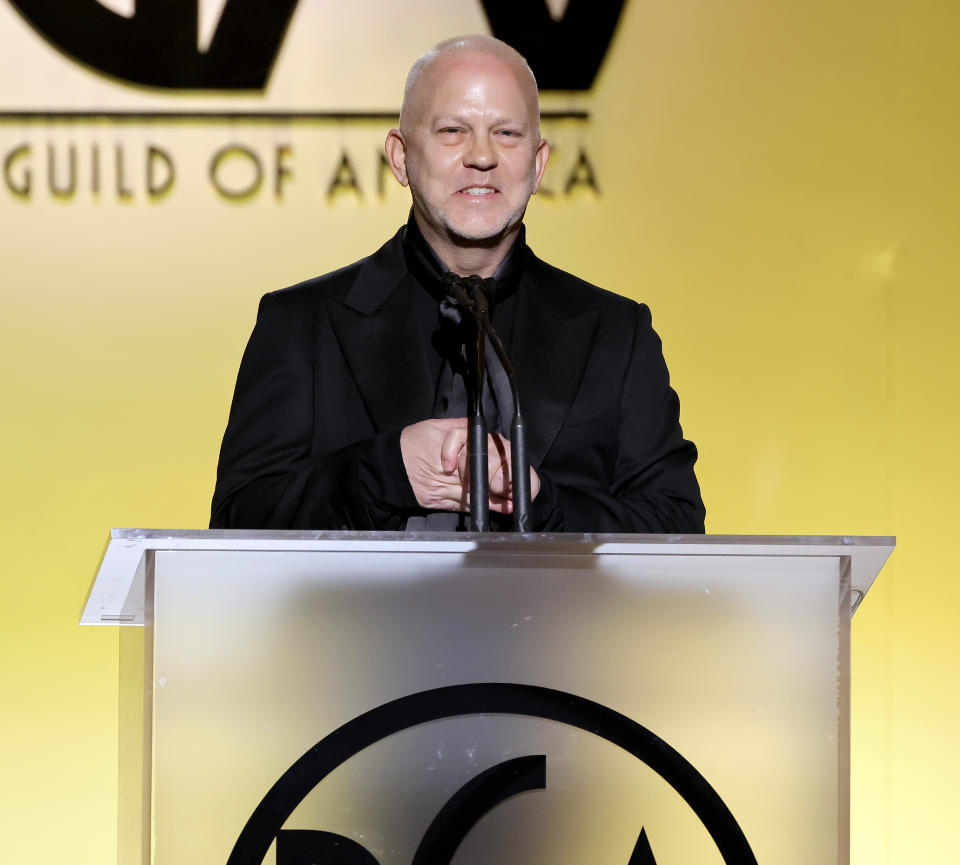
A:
411 51 538 120
435 50 530 86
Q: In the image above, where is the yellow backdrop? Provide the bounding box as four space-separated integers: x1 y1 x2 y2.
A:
1 1 956 862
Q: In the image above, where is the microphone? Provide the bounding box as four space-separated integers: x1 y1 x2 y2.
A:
465 278 532 533
442 273 489 532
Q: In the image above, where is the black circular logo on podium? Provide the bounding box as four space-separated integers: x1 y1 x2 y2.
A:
227 683 756 865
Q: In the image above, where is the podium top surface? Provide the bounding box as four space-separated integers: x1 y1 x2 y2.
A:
81 529 895 625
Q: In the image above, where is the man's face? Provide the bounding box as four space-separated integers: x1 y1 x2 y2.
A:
390 51 549 250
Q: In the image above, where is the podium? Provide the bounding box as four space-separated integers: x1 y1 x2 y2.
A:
83 530 893 865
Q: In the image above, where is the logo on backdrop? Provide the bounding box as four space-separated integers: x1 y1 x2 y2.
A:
7 0 625 90
228 684 756 865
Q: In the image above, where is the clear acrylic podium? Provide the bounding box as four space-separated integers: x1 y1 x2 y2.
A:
82 530 894 865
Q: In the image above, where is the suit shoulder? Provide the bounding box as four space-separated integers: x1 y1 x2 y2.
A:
527 253 648 318
266 257 367 309
262 226 406 315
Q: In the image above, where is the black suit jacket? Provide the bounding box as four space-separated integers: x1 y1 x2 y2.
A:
210 228 704 532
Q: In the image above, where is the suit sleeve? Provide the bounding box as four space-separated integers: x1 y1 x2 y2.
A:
210 292 419 529
530 302 705 533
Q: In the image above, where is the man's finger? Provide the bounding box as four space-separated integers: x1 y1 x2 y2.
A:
487 434 511 493
440 426 468 473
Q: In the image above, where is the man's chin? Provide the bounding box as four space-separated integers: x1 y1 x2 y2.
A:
442 214 522 246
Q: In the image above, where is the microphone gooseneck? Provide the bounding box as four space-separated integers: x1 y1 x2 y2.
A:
466 280 531 533
442 272 531 533
442 273 488 531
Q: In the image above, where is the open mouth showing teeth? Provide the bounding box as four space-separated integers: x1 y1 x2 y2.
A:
463 187 496 195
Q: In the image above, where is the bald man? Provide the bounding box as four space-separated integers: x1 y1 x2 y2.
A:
211 36 704 533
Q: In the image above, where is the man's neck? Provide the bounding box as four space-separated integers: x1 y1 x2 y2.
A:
414 213 520 279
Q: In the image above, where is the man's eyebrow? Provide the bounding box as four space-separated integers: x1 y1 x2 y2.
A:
431 114 529 129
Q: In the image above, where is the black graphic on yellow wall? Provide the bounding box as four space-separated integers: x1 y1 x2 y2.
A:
8 0 626 92
7 0 299 89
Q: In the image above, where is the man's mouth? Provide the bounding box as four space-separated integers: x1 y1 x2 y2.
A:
461 187 497 196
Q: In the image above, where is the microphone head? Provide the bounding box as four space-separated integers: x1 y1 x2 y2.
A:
442 272 474 310
465 276 489 316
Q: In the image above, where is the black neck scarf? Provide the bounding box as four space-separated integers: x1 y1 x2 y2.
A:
402 214 525 433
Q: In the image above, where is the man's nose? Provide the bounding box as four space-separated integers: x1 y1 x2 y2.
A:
463 134 497 170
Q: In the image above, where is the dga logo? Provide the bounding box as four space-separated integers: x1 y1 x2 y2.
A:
7 0 627 91
229 683 756 865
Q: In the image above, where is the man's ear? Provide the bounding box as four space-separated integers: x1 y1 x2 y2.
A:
531 138 550 194
384 129 409 187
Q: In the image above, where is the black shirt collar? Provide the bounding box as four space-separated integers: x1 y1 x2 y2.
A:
401 211 527 306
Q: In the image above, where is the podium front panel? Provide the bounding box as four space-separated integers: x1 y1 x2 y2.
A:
142 544 849 865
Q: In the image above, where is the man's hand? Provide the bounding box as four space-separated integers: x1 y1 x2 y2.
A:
457 432 541 514
401 418 541 513
400 418 470 511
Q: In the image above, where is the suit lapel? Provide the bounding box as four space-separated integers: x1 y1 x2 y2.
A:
327 232 434 432
512 255 600 466
327 233 599 455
